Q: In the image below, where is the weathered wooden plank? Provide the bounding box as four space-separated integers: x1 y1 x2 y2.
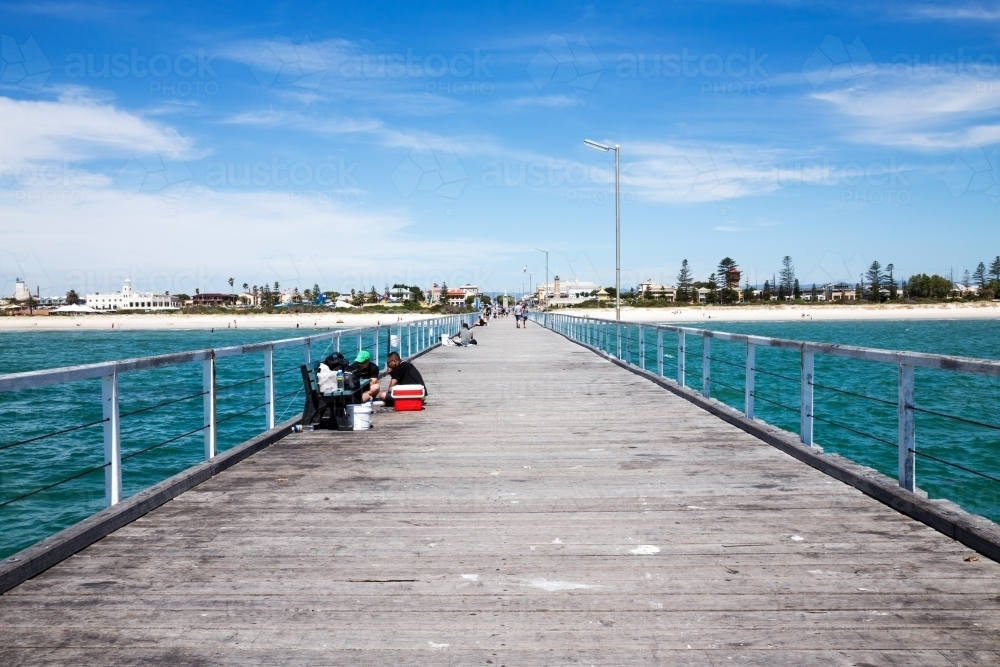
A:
1 322 999 665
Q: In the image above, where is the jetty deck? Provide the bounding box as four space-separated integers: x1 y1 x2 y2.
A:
2 322 999 665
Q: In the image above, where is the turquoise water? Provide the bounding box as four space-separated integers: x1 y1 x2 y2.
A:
599 319 1000 524
0 327 385 560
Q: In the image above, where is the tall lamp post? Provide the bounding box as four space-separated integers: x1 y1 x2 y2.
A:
524 266 532 303
584 138 621 356
535 248 548 304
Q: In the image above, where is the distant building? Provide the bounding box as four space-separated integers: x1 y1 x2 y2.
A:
86 280 180 311
12 278 32 302
638 279 676 301
538 278 602 305
823 283 856 302
192 293 238 307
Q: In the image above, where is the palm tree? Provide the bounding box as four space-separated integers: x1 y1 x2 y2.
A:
228 277 234 293
65 290 79 305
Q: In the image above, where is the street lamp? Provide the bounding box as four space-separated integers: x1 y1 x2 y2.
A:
583 139 620 323
524 265 532 302
535 248 548 304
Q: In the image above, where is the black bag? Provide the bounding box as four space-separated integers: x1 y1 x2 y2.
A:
322 352 349 371
343 370 360 392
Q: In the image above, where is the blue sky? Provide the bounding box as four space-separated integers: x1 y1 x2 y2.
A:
2 0 999 297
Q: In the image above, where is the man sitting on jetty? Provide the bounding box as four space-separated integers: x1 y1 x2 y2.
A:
451 322 477 346
376 352 427 406
349 350 380 403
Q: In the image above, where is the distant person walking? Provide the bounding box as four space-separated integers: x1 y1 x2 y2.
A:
513 303 523 328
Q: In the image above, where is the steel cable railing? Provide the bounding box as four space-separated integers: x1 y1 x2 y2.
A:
0 418 108 453
0 313 476 561
533 312 1000 518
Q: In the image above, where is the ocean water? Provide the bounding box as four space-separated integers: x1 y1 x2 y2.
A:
0 326 379 560
599 319 1000 525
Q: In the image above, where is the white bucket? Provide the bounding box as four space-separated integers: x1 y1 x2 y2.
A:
347 404 372 430
440 333 450 345
390 334 399 348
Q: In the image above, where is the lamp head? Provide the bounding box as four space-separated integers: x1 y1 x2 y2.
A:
584 139 611 152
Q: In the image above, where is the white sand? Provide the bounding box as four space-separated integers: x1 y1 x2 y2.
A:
562 302 1000 324
0 302 998 331
0 311 436 331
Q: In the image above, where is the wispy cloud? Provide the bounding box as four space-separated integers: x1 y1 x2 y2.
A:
810 66 1000 149
906 3 1000 21
0 90 198 164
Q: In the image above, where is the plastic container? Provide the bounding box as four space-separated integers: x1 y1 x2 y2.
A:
440 333 450 345
390 334 399 348
336 370 344 391
393 398 424 412
391 385 425 412
347 404 372 430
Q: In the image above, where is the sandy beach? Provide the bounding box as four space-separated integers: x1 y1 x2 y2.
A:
565 302 1000 324
0 302 998 331
0 311 437 331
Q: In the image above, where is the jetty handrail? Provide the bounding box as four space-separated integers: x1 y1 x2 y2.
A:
531 312 1000 498
0 313 477 515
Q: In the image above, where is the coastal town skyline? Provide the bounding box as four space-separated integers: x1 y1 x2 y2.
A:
2 1 1000 295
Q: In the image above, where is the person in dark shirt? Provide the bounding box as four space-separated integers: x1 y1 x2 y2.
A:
348 350 380 402
376 351 426 405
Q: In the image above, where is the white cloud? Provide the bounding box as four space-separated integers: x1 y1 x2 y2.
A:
0 185 518 294
907 4 1000 21
810 66 1000 149
0 90 195 164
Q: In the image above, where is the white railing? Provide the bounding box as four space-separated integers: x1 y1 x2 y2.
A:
0 314 475 512
532 312 1000 495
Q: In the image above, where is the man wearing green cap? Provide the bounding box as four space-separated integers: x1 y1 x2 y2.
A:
348 350 381 403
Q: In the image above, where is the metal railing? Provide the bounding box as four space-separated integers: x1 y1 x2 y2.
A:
0 314 473 518
532 312 1000 498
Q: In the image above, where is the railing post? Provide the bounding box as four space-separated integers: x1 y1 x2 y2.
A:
101 371 122 507
678 331 686 387
375 325 380 367
264 348 275 430
302 340 311 365
800 349 814 446
358 331 363 357
202 356 216 460
656 328 663 376
616 323 622 359
701 335 710 398
639 325 645 370
336 332 341 353
626 325 632 364
898 363 915 492
745 342 755 420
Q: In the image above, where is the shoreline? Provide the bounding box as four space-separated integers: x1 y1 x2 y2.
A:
0 312 437 331
563 302 1000 324
0 302 998 331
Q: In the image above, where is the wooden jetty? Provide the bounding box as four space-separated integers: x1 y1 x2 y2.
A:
2 322 999 665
